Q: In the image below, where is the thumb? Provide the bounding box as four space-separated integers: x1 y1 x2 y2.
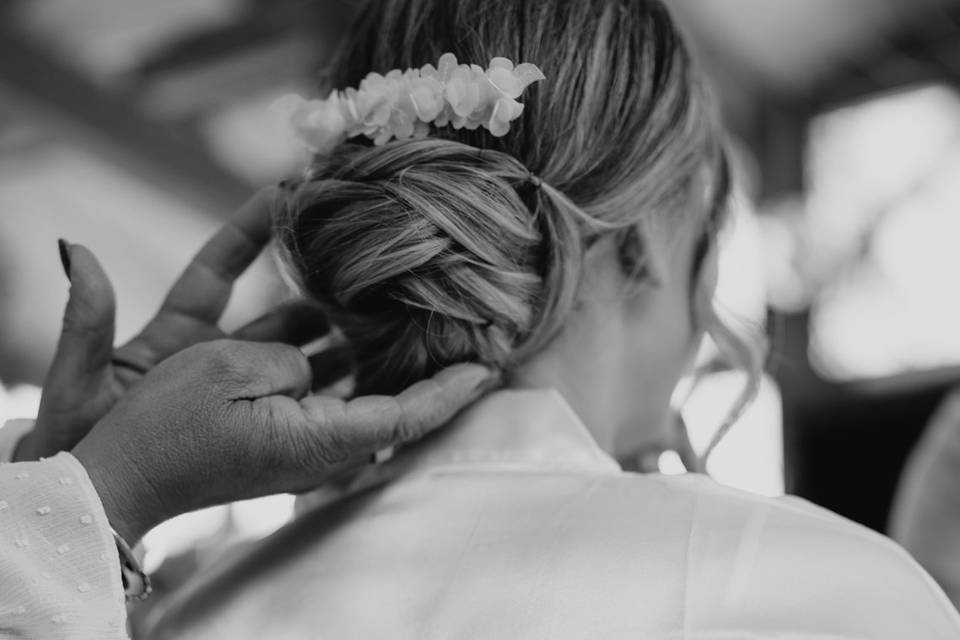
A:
297 363 498 455
206 340 313 400
46 241 117 387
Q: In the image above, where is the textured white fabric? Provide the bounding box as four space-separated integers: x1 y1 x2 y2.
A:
0 446 128 638
146 389 960 639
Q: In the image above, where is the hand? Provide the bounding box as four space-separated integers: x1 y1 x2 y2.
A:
17 187 328 461
72 339 496 544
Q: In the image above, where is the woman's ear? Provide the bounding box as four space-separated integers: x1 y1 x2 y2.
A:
616 225 665 289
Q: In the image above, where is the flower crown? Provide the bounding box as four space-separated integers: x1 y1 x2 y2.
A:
272 53 545 155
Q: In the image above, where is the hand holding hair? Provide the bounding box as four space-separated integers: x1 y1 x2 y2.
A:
16 187 330 462
3 183 495 611
70 339 495 544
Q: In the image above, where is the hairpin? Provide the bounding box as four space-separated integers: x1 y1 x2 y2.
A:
272 53 545 154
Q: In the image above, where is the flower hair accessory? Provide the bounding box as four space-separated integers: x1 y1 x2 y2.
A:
272 53 545 154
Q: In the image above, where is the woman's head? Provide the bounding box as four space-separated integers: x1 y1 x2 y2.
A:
275 0 729 416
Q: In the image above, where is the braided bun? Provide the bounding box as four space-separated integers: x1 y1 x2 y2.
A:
275 138 584 394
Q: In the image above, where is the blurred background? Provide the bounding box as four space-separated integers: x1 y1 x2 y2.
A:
1 0 960 602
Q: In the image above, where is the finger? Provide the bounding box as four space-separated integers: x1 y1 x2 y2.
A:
386 364 500 442
159 186 284 323
214 340 313 400
45 243 117 386
299 363 498 452
231 300 330 345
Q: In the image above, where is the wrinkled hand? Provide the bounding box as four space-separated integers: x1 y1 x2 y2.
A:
18 188 328 461
71 339 495 544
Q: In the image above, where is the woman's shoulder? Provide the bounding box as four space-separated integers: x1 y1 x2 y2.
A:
145 468 960 639
640 473 960 637
636 471 940 581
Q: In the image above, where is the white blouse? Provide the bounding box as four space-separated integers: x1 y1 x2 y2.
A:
1 390 959 639
0 444 127 637
144 389 960 639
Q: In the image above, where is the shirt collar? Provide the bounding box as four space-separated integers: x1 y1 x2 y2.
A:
411 388 622 474
298 389 621 512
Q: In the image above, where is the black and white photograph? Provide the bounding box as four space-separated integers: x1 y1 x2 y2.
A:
1 0 960 637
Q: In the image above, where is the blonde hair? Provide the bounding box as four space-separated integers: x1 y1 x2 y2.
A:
275 0 740 395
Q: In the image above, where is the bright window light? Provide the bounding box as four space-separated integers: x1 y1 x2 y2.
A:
681 372 785 496
230 494 297 539
693 186 768 369
0 383 41 424
802 85 960 380
657 450 687 475
714 193 768 329
141 495 298 573
142 506 230 573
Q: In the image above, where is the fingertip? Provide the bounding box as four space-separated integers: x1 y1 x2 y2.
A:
231 186 287 245
431 363 502 401
49 243 117 378
253 183 291 217
67 243 103 268
433 362 498 389
64 244 116 313
388 364 500 443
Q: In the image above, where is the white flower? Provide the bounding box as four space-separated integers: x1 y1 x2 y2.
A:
270 93 348 154
272 53 546 152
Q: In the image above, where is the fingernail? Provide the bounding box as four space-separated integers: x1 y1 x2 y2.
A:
57 238 71 281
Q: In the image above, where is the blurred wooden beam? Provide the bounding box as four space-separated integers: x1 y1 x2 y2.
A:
0 19 251 215
133 0 355 83
137 12 302 79
814 3 960 108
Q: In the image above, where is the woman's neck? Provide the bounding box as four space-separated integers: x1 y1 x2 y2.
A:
507 235 697 460
508 297 641 455
508 355 621 453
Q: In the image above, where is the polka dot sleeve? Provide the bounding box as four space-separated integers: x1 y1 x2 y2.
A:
1 451 128 638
